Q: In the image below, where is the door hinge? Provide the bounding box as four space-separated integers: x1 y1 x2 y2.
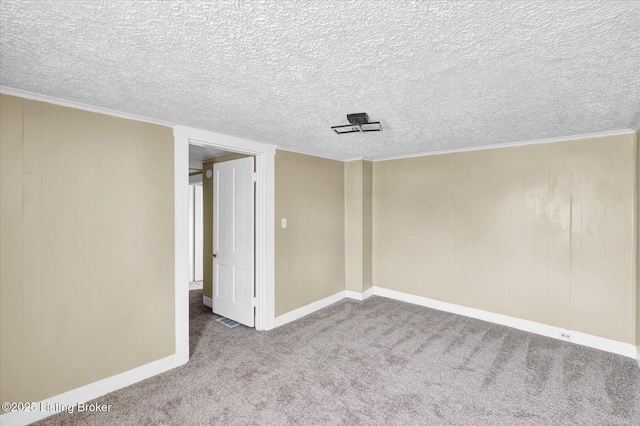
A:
252 297 257 307
252 172 257 182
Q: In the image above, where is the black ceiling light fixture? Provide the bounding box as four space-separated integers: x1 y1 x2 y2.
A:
331 113 382 134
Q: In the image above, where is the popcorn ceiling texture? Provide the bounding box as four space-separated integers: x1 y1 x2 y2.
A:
1 1 639 160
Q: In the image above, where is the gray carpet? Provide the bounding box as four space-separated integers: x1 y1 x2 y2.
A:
34 290 640 425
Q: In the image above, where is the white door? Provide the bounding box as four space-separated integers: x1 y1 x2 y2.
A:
213 157 255 327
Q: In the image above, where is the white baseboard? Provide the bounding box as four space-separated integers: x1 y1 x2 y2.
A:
372 286 637 359
16 286 628 426
273 285 636 360
275 287 375 327
0 355 178 426
275 291 346 327
203 295 212 308
345 290 359 300
362 287 374 300
345 287 374 301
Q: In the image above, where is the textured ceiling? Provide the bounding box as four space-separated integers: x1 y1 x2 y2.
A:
1 1 639 160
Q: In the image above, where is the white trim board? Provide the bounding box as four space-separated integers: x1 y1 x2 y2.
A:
274 286 636 360
0 86 174 127
275 291 347 328
174 125 276 331
345 287 374 301
1 87 633 166
275 146 348 162
0 355 177 426
373 129 636 162
275 129 635 163
174 130 190 366
203 295 212 308
9 287 634 426
637 347 640 370
371 287 637 359
275 288 376 327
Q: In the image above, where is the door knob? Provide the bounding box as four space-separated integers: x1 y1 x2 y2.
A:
212 254 217 258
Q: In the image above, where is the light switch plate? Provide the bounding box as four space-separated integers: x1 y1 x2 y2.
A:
281 218 287 228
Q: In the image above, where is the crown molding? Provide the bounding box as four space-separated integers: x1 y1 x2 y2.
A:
0 86 174 127
275 146 347 162
248 129 638 163
2 87 633 162
372 129 637 162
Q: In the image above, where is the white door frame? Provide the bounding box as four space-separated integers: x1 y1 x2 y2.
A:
191 184 203 282
173 125 276 365
188 185 195 282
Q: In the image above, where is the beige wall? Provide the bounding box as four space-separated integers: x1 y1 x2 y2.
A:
373 134 635 343
0 94 175 406
275 150 345 316
344 160 373 293
202 162 213 298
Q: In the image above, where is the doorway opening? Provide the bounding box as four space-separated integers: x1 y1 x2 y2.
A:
174 125 276 363
187 143 234 295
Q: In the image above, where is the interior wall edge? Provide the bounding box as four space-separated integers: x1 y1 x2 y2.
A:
174 129 190 367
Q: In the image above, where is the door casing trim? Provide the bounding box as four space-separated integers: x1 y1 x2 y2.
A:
173 125 276 364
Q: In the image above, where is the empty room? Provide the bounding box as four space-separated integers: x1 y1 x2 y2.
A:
1 1 639 425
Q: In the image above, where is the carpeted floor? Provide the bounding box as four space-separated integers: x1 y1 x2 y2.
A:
35 289 640 425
